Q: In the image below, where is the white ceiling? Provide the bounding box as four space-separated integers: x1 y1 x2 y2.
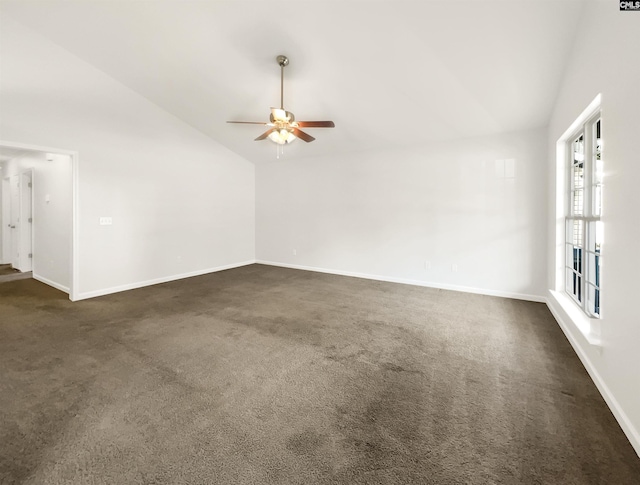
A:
0 0 585 163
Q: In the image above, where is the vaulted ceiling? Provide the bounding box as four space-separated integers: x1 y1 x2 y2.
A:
0 0 585 163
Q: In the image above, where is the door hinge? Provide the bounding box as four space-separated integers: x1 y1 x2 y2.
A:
28 217 33 223
28 182 32 188
28 253 33 258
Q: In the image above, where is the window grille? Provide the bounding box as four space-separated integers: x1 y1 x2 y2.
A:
565 117 601 317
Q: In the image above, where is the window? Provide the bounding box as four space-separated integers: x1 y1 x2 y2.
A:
565 115 602 317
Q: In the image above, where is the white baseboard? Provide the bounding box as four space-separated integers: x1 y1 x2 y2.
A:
546 295 640 457
255 260 545 303
33 273 70 294
73 260 255 301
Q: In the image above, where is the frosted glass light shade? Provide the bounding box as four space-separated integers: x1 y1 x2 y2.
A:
269 129 296 145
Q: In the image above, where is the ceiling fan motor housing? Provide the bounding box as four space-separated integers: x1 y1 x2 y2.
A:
270 111 295 123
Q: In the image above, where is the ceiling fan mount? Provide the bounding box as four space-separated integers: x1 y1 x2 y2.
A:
227 55 335 147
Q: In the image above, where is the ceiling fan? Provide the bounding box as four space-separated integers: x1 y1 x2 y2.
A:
227 55 335 147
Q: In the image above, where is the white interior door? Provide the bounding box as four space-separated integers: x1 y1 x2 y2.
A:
6 171 33 272
20 171 33 272
1 177 9 264
9 174 19 268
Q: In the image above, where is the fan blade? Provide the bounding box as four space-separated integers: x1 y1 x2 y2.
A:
292 128 315 143
296 121 335 128
255 128 276 141
227 121 270 125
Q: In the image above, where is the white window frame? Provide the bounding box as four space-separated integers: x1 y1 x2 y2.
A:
565 113 602 318
550 94 602 346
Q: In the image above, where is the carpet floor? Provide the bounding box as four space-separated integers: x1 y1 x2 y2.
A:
0 264 17 276
0 264 21 276
0 264 32 284
1 264 639 484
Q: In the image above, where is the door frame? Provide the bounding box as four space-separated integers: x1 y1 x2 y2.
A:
0 140 79 301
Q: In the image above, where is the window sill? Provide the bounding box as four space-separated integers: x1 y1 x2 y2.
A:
549 290 602 347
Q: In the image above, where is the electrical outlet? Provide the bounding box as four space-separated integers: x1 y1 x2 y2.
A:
293 249 297 256
425 261 431 270
451 264 458 272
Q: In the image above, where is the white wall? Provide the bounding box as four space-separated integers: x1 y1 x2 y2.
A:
257 128 548 300
3 152 72 290
547 1 640 455
0 17 255 299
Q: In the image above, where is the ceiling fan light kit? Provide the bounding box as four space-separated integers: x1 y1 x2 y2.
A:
227 55 335 157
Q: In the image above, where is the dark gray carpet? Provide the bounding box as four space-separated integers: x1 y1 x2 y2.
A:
1 264 639 484
0 265 31 284
0 264 17 276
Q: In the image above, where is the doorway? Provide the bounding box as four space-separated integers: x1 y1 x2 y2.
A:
0 142 77 299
